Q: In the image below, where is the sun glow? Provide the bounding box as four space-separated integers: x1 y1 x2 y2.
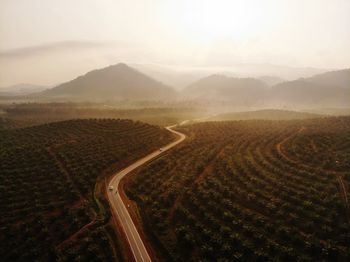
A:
171 0 265 42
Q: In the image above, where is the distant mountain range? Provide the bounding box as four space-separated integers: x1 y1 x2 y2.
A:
131 63 328 89
3 63 348 108
182 68 350 107
268 69 350 107
41 63 176 101
269 79 349 107
183 75 268 105
0 83 48 96
209 109 322 121
304 68 350 88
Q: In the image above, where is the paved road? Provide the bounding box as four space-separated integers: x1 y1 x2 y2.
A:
107 125 186 262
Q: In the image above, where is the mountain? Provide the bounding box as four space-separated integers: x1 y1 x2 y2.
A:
41 63 176 101
183 75 267 105
209 109 322 121
131 63 208 90
303 68 350 88
182 68 349 107
266 68 350 107
131 63 329 87
258 76 285 86
0 83 48 96
270 79 350 107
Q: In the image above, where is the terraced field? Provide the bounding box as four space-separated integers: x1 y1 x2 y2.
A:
127 117 350 261
0 119 174 261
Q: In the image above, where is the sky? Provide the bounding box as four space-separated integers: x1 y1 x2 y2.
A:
0 0 349 86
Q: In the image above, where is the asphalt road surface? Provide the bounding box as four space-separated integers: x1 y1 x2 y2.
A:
107 125 186 262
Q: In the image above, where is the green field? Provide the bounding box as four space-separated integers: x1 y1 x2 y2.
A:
127 117 350 261
0 119 174 261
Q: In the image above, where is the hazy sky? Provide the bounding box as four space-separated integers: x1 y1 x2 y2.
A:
0 0 349 86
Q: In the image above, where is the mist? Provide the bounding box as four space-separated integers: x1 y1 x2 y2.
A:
1 0 349 87
1 2 350 262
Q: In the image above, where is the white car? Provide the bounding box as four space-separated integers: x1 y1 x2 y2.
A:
159 148 163 152
109 186 114 191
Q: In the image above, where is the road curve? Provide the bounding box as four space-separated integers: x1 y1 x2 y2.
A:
107 125 186 262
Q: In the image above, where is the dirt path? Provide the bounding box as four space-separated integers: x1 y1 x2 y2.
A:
47 147 99 250
56 217 97 250
193 145 227 185
166 144 227 222
276 127 306 166
276 127 349 220
337 176 349 220
46 146 84 200
310 139 318 153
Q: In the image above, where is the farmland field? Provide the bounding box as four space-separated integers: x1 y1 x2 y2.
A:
127 117 350 261
0 119 174 261
0 103 204 127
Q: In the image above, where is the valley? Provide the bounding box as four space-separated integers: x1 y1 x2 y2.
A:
0 62 349 262
2 1 350 261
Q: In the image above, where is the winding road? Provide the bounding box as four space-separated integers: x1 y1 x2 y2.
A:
107 125 186 262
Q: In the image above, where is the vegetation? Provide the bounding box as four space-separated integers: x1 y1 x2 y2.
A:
0 119 174 261
127 117 350 261
0 117 33 130
209 109 321 121
1 102 204 127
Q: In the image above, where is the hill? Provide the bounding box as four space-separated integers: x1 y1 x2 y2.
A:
181 68 349 107
270 79 350 107
41 63 176 101
183 75 267 105
209 109 322 121
268 69 350 107
304 68 350 88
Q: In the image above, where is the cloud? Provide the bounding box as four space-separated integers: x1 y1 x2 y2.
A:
0 41 112 59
